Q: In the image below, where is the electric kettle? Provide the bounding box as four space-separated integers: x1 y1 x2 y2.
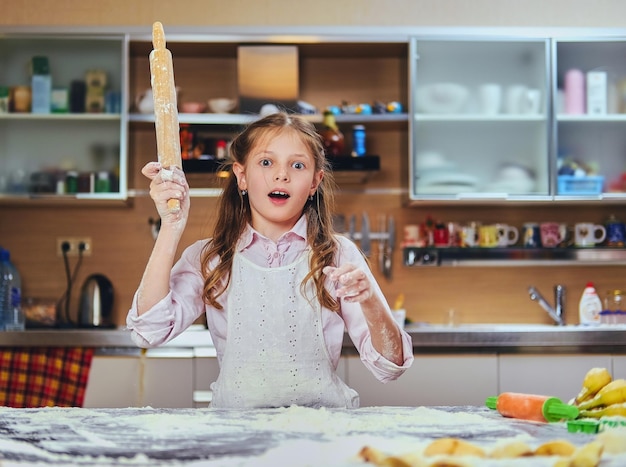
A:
78 273 114 328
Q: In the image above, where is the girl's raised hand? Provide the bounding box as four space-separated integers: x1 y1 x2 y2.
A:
141 161 190 227
323 264 373 303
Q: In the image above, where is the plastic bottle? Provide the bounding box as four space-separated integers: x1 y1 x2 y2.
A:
0 248 6 330
486 392 579 423
579 282 602 325
0 248 25 331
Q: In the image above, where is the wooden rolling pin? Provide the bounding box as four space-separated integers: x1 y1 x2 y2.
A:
149 21 182 212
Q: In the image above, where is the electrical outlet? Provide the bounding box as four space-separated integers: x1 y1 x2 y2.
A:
56 237 92 257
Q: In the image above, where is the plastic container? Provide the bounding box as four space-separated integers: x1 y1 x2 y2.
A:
579 282 602 325
486 392 579 423
557 175 604 195
0 248 24 331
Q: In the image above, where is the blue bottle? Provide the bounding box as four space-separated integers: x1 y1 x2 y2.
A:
351 125 366 157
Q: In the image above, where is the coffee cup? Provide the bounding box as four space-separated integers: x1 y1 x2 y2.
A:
460 224 479 247
479 225 499 248
478 83 502 115
520 88 542 114
433 224 450 247
522 222 542 248
540 222 565 248
606 219 626 247
402 224 421 247
504 84 527 114
495 223 519 247
11 85 31 113
575 223 606 247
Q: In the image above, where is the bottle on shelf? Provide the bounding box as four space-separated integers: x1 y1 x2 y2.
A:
0 247 25 331
320 110 345 156
579 282 602 326
351 124 367 157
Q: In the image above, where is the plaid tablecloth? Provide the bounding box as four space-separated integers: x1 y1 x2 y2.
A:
0 347 94 407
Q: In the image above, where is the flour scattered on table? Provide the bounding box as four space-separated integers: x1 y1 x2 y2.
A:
1 406 626 466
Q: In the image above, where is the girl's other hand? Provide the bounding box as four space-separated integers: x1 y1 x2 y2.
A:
141 161 190 228
323 264 373 303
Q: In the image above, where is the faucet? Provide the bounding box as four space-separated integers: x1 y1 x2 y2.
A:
528 285 565 326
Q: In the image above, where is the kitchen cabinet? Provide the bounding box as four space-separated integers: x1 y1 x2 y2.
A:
84 348 195 409
83 351 142 408
408 34 626 204
0 33 128 203
142 347 195 408
409 37 551 203
498 354 612 402
613 355 626 378
553 39 626 201
343 354 498 406
127 36 408 194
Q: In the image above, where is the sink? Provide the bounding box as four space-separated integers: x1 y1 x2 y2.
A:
405 323 626 332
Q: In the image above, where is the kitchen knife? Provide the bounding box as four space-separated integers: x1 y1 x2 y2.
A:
361 212 371 257
349 214 356 241
378 214 386 275
384 216 395 279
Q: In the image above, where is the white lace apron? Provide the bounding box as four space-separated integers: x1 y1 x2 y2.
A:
210 251 359 409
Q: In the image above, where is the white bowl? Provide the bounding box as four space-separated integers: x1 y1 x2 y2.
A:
416 83 469 114
208 98 236 113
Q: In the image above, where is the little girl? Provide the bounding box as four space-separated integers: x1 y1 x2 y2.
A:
127 112 413 408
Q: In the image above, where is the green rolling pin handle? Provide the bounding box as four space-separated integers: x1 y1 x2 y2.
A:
542 397 580 422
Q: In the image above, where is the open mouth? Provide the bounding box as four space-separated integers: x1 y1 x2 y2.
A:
269 190 290 199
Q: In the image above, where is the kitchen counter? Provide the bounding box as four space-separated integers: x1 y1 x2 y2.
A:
0 405 624 466
1 324 626 354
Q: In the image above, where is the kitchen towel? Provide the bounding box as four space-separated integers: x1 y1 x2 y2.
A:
0 347 94 407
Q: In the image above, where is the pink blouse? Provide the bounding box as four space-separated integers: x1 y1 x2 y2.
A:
126 216 413 383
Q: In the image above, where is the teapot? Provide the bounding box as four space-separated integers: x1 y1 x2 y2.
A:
134 87 181 114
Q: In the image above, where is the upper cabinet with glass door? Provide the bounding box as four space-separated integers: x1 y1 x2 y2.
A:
553 38 626 201
0 33 128 204
408 37 550 203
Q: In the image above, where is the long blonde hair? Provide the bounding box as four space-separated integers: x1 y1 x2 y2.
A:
200 112 340 312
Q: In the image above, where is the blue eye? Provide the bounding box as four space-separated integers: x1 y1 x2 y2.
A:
260 159 272 167
293 161 305 170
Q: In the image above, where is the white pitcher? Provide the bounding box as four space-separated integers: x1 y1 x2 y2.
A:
135 87 181 114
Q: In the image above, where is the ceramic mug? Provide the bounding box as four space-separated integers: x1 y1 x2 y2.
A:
504 84 527 114
575 223 606 247
478 83 502 115
520 88 542 114
402 224 421 247
540 222 564 248
11 85 31 113
606 220 626 247
479 225 499 248
433 224 450 247
522 222 542 248
495 223 519 247
460 224 479 247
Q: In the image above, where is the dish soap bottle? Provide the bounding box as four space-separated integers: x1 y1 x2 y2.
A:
579 282 602 325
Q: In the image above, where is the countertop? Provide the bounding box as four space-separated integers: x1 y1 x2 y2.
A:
1 324 626 354
0 405 624 466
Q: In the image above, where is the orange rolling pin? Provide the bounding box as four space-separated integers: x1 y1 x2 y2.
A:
486 392 579 423
149 21 182 212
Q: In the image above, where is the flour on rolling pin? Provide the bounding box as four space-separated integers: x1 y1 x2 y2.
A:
149 21 182 212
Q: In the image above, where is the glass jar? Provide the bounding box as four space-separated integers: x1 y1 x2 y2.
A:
602 289 624 324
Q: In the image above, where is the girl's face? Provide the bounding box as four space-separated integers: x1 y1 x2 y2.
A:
233 129 324 241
